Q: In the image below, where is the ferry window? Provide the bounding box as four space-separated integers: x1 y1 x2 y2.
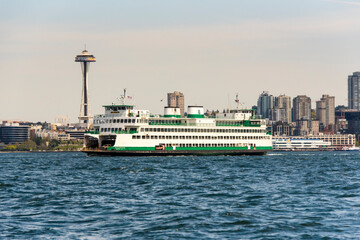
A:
145 128 149 131
132 119 135 123
140 128 144 132
120 119 124 123
101 128 104 132
132 136 136 139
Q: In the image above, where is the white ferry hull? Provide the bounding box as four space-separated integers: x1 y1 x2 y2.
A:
83 148 270 156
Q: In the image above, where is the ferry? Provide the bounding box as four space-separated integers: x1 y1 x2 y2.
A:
83 96 272 156
272 137 331 151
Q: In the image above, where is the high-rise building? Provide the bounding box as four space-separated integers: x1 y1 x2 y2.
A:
293 95 311 121
348 72 360 110
272 94 291 123
167 91 185 116
316 94 335 130
75 49 96 128
257 91 274 119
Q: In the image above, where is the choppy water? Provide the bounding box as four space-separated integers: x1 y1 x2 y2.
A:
1 152 360 239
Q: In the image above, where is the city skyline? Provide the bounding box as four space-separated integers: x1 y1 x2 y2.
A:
2 0 360 122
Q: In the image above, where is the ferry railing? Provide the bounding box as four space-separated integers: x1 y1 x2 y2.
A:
148 121 186 126
215 120 261 127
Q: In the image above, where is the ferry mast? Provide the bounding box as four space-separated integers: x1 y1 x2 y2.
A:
75 49 96 127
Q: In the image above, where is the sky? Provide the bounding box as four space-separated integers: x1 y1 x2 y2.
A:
1 0 360 122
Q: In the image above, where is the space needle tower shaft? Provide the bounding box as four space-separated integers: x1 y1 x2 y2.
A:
75 49 96 126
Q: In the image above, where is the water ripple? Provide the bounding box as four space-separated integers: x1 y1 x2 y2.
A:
1 152 360 239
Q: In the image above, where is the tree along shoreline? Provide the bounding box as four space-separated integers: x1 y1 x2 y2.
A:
1 137 84 152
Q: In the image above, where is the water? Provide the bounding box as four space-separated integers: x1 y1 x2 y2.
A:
1 152 360 239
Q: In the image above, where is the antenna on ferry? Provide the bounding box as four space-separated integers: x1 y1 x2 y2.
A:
116 88 127 105
235 93 240 109
235 93 245 109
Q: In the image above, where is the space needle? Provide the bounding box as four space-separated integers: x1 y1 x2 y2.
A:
75 49 96 128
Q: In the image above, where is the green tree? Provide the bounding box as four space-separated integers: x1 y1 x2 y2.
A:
49 139 60 149
18 140 37 151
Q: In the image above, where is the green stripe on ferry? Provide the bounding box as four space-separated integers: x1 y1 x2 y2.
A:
187 114 205 118
107 146 273 151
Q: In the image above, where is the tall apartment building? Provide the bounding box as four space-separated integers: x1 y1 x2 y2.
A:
257 91 274 119
293 95 311 121
316 94 335 130
272 94 291 123
348 72 360 110
167 91 185 116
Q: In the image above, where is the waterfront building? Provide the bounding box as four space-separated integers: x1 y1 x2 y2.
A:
316 94 335 131
295 120 319 136
306 134 355 149
293 95 311 121
271 121 296 136
348 72 360 110
257 91 274 119
167 91 185 117
345 111 360 136
65 129 85 140
0 122 30 144
34 129 59 140
335 107 349 133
